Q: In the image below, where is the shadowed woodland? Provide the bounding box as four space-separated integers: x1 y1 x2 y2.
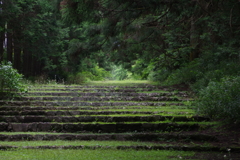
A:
0 1 240 159
0 0 240 127
0 0 239 80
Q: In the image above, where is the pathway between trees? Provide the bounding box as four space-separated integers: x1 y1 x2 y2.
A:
0 81 239 159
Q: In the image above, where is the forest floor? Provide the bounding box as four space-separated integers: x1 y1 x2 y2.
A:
0 80 239 160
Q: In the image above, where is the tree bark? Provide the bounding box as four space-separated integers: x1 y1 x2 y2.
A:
0 29 4 61
23 47 33 77
189 16 199 61
13 23 22 72
7 23 13 63
0 0 5 61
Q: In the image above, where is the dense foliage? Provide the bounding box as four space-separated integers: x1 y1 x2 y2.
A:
196 77 240 123
0 62 26 94
0 0 239 122
60 0 240 82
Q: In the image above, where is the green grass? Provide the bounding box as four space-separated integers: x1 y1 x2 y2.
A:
0 149 197 160
0 140 217 148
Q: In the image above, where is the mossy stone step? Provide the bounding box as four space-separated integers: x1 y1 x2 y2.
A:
0 144 239 153
27 88 175 92
29 85 171 90
0 101 183 107
0 132 217 142
0 122 204 133
22 92 184 97
0 110 194 116
0 115 210 123
31 85 164 89
0 110 153 115
16 96 181 102
0 106 190 111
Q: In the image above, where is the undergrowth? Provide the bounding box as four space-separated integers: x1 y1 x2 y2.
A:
0 62 27 97
195 76 240 123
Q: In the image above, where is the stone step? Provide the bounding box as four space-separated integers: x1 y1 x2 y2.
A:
31 85 165 89
0 115 210 123
0 110 193 116
0 110 153 115
21 92 186 97
0 132 217 142
0 106 190 111
27 88 177 92
0 101 183 107
0 143 240 152
0 122 206 133
15 96 181 102
1 143 239 153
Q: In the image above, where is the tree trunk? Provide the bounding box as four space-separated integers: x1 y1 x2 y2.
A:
189 16 199 61
0 29 4 61
23 47 33 77
33 57 41 76
0 0 5 61
13 22 22 72
7 23 13 63
13 40 22 72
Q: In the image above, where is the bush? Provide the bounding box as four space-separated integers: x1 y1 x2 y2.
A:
67 66 111 84
67 72 88 84
164 60 201 85
91 66 111 81
0 62 26 94
148 68 171 82
110 65 130 80
195 76 240 123
191 61 240 92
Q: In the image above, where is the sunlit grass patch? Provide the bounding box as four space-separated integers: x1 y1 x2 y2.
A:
0 140 162 147
0 149 197 160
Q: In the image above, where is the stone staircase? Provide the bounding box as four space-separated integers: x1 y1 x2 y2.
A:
0 82 239 159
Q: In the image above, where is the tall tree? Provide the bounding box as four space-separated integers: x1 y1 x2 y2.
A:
62 0 240 74
1 0 68 77
0 0 4 61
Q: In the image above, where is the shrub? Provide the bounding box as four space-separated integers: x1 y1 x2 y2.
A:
195 76 240 123
148 68 171 82
110 65 130 80
0 62 26 94
67 66 111 84
67 72 89 84
91 66 111 81
163 60 202 85
191 61 240 92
